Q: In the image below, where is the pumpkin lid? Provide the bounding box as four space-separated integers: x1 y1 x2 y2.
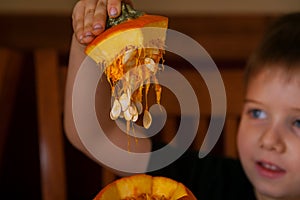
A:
85 3 168 65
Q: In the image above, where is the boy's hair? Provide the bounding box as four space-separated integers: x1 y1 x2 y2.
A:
245 12 300 86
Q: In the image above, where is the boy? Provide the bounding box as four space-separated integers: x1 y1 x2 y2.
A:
65 0 300 199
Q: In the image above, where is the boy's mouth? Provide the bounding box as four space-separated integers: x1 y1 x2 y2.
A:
256 160 286 179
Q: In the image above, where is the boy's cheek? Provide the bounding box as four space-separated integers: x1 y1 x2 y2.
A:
237 123 254 152
237 126 246 153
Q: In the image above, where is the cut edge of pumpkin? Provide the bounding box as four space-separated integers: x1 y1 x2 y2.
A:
85 14 168 65
93 174 196 200
115 174 153 199
152 176 188 199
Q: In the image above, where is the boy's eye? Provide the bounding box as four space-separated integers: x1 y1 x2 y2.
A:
248 109 267 119
293 119 300 128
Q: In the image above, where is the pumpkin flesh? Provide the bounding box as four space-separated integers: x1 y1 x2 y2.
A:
93 174 196 200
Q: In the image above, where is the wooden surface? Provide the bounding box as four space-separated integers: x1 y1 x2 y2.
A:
0 15 73 52
34 49 67 200
0 14 277 60
0 48 22 170
168 14 277 60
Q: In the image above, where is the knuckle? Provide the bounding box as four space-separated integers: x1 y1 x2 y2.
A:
85 8 95 15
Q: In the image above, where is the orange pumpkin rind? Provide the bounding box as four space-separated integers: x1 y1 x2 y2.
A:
85 14 168 64
93 174 197 200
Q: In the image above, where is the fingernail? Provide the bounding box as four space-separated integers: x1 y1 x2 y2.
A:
84 32 93 37
93 24 103 30
110 7 118 16
79 34 83 41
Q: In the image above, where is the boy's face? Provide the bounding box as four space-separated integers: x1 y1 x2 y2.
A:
237 66 300 200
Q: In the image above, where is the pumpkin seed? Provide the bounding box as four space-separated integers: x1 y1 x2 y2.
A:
110 99 121 120
123 49 135 64
134 101 143 115
119 92 130 111
144 57 156 73
143 110 152 129
129 104 138 116
124 108 132 121
132 113 138 122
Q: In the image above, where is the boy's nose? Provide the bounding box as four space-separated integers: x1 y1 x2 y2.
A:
259 124 286 153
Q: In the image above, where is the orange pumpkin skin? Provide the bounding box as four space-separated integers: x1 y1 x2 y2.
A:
85 14 168 57
85 14 168 69
93 174 197 200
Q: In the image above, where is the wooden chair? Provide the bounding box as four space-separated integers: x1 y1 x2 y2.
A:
34 49 68 200
0 48 22 170
34 48 117 200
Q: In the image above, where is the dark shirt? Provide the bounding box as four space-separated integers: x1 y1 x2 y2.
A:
148 145 256 200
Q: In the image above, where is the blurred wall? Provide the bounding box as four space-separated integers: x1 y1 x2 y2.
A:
134 0 300 15
0 0 299 15
0 0 77 15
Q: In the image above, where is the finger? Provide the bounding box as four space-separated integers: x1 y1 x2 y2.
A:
72 1 86 43
107 0 134 18
82 0 98 41
107 0 122 18
92 0 108 36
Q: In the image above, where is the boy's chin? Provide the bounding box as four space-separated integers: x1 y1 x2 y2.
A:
254 185 292 200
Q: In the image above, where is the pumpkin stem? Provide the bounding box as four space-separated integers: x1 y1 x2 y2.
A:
106 2 145 28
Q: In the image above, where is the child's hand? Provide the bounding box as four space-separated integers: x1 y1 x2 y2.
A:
72 0 133 44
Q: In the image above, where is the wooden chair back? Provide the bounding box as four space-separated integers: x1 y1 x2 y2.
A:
0 48 22 170
34 49 67 200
